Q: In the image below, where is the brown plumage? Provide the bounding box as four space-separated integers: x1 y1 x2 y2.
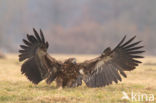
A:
19 28 145 88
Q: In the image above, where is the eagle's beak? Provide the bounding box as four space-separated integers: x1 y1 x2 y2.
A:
71 58 76 64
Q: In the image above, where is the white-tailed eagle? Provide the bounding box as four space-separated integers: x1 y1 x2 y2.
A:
19 28 144 88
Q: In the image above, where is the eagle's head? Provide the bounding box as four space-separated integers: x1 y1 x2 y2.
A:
64 58 77 64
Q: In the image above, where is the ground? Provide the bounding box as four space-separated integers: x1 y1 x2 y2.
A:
0 54 155 103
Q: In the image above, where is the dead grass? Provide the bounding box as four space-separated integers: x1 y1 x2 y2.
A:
0 54 155 103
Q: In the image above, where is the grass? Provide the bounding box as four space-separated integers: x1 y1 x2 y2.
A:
0 54 155 103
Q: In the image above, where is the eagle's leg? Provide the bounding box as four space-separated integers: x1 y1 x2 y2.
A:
56 77 63 89
66 80 73 87
66 79 75 88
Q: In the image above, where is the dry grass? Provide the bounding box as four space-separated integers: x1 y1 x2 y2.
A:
0 54 155 103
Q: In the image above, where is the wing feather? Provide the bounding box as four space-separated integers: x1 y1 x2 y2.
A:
19 28 61 84
79 36 144 87
21 57 42 84
23 39 32 46
33 28 41 42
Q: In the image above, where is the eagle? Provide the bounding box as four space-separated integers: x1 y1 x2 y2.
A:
19 28 144 88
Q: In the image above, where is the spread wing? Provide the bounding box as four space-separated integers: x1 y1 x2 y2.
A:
79 36 144 87
19 28 61 84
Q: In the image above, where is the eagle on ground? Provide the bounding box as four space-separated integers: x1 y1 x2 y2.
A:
19 28 144 88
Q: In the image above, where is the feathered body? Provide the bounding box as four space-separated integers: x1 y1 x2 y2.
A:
19 28 144 88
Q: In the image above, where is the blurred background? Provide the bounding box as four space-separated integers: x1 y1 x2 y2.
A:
0 0 155 55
